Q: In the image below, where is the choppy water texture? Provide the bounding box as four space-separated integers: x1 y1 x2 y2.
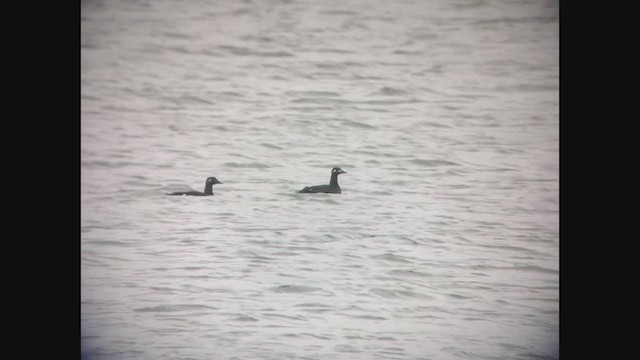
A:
81 0 558 359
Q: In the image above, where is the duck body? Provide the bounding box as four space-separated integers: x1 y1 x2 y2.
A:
167 190 212 196
166 177 222 196
298 167 346 194
298 184 341 194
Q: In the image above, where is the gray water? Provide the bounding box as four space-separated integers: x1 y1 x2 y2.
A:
81 0 559 359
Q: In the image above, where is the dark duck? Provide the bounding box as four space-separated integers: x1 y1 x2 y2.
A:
166 177 222 196
298 167 347 194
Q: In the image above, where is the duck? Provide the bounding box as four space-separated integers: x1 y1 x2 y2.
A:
298 167 347 194
166 177 222 196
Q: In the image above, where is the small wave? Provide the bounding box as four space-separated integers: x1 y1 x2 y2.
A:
493 84 558 93
217 45 252 55
177 95 215 105
315 62 363 69
370 190 392 196
224 162 273 169
294 302 332 309
369 288 431 299
134 304 216 313
101 104 144 113
218 91 245 98
81 94 101 101
389 269 430 277
353 315 387 320
81 160 142 168
371 253 414 263
285 246 322 252
262 313 307 321
269 285 321 293
286 90 341 97
361 99 421 105
314 48 356 54
447 293 473 300
412 32 440 41
474 16 558 26
239 35 273 43
418 121 451 128
91 240 130 246
237 251 275 261
335 344 360 353
481 244 542 255
159 31 191 40
408 159 458 167
470 264 558 275
233 315 259 322
372 87 410 96
163 45 191 54
291 97 350 105
149 287 176 292
217 45 293 57
260 143 283 150
393 49 424 55
256 51 294 58
200 49 224 57
178 266 208 271
299 332 332 340
288 106 337 112
320 9 357 16
342 119 377 129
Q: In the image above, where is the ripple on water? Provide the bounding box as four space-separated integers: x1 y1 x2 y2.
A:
224 162 276 169
342 119 378 129
371 253 416 264
407 159 459 167
134 304 217 313
369 288 433 299
269 285 324 294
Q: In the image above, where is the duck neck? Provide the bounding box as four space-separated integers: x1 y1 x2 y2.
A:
330 173 340 187
204 183 214 195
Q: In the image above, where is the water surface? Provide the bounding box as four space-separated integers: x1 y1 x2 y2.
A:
81 0 559 359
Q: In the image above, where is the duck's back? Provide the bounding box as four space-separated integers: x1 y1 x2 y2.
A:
298 184 341 194
166 191 209 196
